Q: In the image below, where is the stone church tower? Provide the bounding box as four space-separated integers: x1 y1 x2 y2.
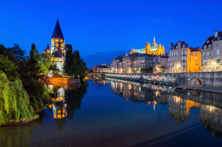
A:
44 19 66 75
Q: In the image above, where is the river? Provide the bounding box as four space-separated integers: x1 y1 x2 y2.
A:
1 79 222 147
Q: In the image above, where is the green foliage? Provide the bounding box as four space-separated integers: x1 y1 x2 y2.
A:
63 44 88 80
0 55 19 81
38 53 56 76
0 72 37 126
140 67 153 73
64 44 74 73
7 44 26 61
0 43 52 126
23 79 51 113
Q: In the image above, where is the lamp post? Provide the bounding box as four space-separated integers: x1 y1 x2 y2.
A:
211 61 216 72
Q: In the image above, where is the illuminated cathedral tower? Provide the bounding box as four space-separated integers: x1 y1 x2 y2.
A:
44 19 66 74
130 37 165 55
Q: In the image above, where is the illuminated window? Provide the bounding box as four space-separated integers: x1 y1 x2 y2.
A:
55 39 59 42
60 39 63 42
51 39 54 42
56 43 59 47
217 49 220 55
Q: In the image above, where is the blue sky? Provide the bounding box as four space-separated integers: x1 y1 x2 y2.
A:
1 0 222 68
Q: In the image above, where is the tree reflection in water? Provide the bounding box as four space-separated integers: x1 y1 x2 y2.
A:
0 117 43 147
104 78 222 137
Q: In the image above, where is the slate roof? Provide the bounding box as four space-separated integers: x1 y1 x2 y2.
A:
53 51 62 58
47 43 50 49
190 47 201 52
202 31 222 49
172 41 188 49
52 20 64 39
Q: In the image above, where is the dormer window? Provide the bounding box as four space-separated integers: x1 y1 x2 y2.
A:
204 45 207 49
208 45 211 48
183 45 185 48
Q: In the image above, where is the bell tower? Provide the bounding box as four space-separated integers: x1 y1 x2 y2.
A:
152 36 157 46
51 19 65 54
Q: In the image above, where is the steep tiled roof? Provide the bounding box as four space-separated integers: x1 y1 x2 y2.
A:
52 20 64 39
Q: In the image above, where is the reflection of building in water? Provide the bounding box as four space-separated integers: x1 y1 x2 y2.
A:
109 79 170 112
48 85 67 135
168 96 200 122
93 80 110 85
52 101 67 136
200 104 222 136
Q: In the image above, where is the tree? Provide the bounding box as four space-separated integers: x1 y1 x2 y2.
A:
63 46 88 80
30 43 39 62
64 44 74 74
8 44 26 61
0 55 19 81
38 53 55 76
28 43 41 79
0 71 38 126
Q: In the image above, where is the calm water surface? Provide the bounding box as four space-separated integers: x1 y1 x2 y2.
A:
1 79 222 147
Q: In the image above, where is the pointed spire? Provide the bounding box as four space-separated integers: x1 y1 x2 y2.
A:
51 19 64 39
47 43 50 49
152 36 157 46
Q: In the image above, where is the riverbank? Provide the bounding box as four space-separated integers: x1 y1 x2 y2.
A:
176 85 222 94
40 77 80 87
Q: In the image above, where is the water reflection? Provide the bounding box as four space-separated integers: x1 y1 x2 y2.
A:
105 77 222 136
0 116 43 147
47 84 88 135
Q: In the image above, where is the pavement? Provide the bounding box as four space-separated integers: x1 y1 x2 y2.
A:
176 85 222 93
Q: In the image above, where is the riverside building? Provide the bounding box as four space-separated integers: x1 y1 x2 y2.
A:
168 41 201 73
201 31 222 72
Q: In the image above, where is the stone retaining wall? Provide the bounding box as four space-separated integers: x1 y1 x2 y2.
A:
105 72 222 87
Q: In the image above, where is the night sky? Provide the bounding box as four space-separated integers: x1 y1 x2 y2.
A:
1 0 222 68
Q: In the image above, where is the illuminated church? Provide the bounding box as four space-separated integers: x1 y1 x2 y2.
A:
44 19 66 74
130 37 165 55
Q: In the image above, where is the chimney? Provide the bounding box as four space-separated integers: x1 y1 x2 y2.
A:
215 30 219 38
178 40 181 48
170 43 174 49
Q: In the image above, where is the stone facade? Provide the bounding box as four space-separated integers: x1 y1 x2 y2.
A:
153 55 169 73
202 31 222 72
168 41 201 73
105 72 222 88
93 64 110 73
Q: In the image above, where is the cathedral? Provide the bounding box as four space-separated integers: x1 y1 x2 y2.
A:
44 19 66 74
130 37 165 55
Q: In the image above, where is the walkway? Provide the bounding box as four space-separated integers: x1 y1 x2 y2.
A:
176 85 222 93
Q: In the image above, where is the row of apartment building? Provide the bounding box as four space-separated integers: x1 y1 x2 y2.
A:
94 30 222 73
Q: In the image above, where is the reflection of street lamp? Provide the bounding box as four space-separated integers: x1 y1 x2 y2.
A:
211 62 216 71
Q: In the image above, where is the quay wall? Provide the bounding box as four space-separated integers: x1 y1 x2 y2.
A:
105 72 222 88
40 77 80 87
